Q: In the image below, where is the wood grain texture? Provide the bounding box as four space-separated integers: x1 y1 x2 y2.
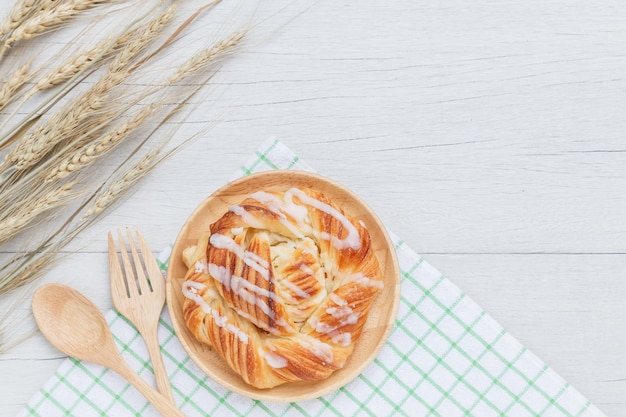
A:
0 0 624 416
108 229 175 404
31 284 186 417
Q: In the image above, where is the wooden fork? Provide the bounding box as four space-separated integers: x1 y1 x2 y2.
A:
108 228 175 404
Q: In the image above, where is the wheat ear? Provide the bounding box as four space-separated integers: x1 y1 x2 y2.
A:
168 30 246 84
0 181 76 244
112 3 176 73
33 23 140 93
5 2 83 47
0 251 49 296
0 63 31 110
0 0 40 39
44 104 157 182
1 5 175 172
4 0 119 48
84 148 160 217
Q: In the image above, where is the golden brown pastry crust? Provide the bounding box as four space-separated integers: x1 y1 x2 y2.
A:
182 187 383 389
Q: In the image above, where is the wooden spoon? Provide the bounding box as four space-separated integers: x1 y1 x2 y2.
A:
32 283 186 417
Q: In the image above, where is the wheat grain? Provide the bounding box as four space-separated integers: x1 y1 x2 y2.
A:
35 24 142 93
45 104 157 182
168 30 246 85
111 3 176 74
84 148 160 217
36 0 58 13
0 252 49 296
1 5 175 173
4 0 117 47
5 3 81 46
0 62 31 110
0 181 75 244
34 40 109 92
0 0 40 39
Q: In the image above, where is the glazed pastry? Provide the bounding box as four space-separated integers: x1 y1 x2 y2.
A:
181 187 383 389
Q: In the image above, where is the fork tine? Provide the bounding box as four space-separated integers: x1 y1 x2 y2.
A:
117 229 142 297
108 232 129 299
134 227 164 290
126 228 152 293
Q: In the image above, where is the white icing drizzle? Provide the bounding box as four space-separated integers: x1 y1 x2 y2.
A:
329 293 347 306
298 263 315 277
210 233 270 280
195 260 209 274
347 272 384 289
326 306 359 325
229 204 250 220
331 332 352 346
311 303 359 347
298 335 334 364
251 191 307 222
261 349 288 369
208 263 277 318
281 278 311 300
182 280 249 344
249 188 362 250
231 227 244 235
285 188 361 250
313 319 337 335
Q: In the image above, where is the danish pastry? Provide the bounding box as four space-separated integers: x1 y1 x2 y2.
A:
181 186 383 389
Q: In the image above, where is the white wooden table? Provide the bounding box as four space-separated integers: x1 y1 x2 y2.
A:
0 1 624 416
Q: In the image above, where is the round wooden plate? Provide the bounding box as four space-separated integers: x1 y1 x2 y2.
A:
165 170 400 402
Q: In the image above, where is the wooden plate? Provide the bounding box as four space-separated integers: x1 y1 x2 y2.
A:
165 170 400 402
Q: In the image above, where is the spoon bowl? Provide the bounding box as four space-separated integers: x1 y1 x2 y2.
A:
32 283 112 365
32 283 186 417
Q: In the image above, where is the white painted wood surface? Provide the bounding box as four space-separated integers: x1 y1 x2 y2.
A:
0 0 625 415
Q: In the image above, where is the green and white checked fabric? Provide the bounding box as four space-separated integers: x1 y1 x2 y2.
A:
18 139 606 417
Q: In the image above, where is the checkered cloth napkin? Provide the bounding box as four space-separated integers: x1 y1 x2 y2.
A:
18 139 606 417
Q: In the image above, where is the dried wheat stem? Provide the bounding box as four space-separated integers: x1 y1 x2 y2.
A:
36 0 58 13
34 39 111 92
4 0 116 48
0 62 32 110
1 97 107 171
44 104 157 182
1 6 175 172
84 148 160 217
168 29 245 85
134 0 222 68
0 0 40 39
5 3 82 47
113 3 176 73
0 181 76 244
0 252 49 296
28 26 134 94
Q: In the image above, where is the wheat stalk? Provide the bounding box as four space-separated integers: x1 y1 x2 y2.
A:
0 62 32 110
0 0 40 39
34 37 116 93
44 104 158 182
0 5 175 174
0 7 154 151
84 148 160 217
168 29 246 85
5 2 86 47
0 281 38 353
0 250 51 297
0 181 76 245
112 3 176 73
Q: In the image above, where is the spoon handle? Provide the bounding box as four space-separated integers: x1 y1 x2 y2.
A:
115 360 186 417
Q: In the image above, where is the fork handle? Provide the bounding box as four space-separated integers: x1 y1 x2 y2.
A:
115 359 186 417
142 325 175 404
